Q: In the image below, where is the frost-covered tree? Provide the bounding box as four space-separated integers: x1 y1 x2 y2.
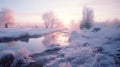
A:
42 11 63 28
80 6 94 29
0 8 15 28
42 12 64 47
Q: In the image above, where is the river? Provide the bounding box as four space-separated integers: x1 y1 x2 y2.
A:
0 32 69 54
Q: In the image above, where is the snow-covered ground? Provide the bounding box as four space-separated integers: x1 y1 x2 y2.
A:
0 27 64 38
0 24 120 67
55 26 120 67
43 24 120 67
0 27 66 43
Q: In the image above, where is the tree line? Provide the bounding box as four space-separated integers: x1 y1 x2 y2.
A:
0 6 95 29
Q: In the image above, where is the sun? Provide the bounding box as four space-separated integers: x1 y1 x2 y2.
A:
56 15 71 28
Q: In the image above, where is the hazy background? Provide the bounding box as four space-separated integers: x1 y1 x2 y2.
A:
0 0 120 24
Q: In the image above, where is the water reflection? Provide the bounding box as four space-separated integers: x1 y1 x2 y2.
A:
20 38 29 42
0 32 69 54
43 32 69 47
23 37 46 53
0 37 46 54
56 33 69 46
6 41 16 47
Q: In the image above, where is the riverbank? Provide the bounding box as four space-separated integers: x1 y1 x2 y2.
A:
0 25 120 67
0 27 64 42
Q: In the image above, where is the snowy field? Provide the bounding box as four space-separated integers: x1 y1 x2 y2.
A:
0 27 65 38
39 24 120 67
0 24 120 67
0 27 65 42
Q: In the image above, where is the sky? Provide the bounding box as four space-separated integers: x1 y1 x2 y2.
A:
0 0 120 24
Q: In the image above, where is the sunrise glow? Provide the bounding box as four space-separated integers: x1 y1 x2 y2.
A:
0 0 118 26
0 0 120 66
15 14 43 25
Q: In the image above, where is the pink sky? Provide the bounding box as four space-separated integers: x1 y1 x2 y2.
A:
1 0 120 24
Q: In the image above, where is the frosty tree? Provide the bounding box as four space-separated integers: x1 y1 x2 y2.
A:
42 11 63 28
80 6 94 29
42 12 63 46
0 8 15 28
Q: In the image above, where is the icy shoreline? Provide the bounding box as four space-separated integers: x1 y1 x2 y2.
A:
0 26 120 67
0 28 64 42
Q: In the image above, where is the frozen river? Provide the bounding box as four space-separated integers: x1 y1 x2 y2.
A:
0 37 46 54
0 32 69 54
